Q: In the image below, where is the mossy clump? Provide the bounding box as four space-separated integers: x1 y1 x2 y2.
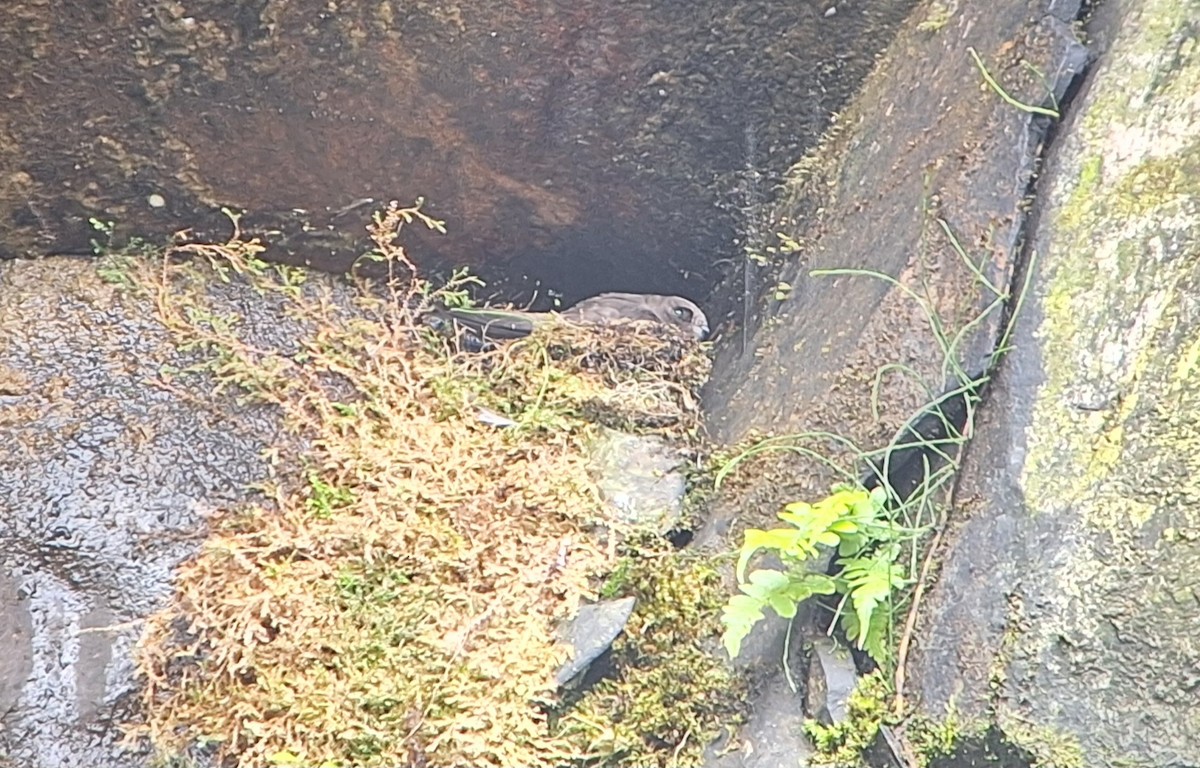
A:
999 720 1085 768
907 715 1083 768
803 671 891 767
561 540 747 767
125 203 724 768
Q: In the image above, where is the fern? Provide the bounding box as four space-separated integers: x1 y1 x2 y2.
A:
841 545 907 644
840 601 893 664
721 570 836 658
721 485 911 663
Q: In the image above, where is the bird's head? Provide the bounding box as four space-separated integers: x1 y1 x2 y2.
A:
663 297 710 341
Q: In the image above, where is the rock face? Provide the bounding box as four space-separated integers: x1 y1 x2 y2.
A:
2 0 1197 766
909 1 1200 764
701 0 1090 759
702 0 1198 764
590 428 687 530
704 0 1089 448
0 260 284 767
0 0 917 303
555 596 638 687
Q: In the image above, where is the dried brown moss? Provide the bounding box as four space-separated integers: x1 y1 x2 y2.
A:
125 204 733 768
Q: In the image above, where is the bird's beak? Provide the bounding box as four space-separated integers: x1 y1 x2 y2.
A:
698 326 710 341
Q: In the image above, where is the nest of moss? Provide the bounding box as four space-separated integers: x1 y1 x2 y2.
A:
430 317 711 437
125 204 743 768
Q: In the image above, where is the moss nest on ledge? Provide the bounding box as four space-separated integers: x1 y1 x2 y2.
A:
119 204 743 768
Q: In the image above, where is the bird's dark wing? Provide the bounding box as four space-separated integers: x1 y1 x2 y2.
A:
424 306 545 342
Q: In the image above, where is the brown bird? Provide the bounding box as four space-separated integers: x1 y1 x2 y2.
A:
427 292 710 346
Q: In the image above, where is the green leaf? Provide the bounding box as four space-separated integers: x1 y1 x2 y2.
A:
740 581 773 601
849 487 884 518
742 569 803 616
815 530 842 548
769 593 798 618
736 528 806 581
727 486 906 664
747 568 793 590
840 548 907 656
827 518 860 534
722 566 841 658
781 500 814 516
726 593 766 615
720 594 767 658
792 572 839 597
841 603 893 664
776 502 841 554
836 530 870 557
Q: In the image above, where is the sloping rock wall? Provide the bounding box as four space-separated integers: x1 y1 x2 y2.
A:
0 259 287 766
910 1 1200 763
703 0 1198 764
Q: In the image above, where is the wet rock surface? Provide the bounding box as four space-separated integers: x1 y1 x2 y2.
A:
706 618 813 768
589 428 687 530
804 638 857 728
910 0 1200 763
1 0 1196 765
555 596 638 687
700 0 1200 763
712 673 816 768
697 0 1197 763
698 5 1092 757
0 258 287 767
705 0 1089 452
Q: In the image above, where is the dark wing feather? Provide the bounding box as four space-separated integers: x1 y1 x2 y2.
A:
426 306 544 341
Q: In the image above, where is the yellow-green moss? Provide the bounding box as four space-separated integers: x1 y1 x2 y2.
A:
905 713 1084 768
905 705 979 767
802 671 891 767
562 547 747 767
997 718 1085 768
1024 0 1200 522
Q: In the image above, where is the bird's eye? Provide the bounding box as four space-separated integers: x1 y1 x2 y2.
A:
672 306 694 321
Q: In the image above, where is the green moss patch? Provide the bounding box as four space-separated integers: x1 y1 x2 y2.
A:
562 543 746 766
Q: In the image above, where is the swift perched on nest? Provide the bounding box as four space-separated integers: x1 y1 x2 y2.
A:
424 292 710 350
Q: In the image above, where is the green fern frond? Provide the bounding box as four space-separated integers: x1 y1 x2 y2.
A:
840 602 892 664
721 570 837 657
722 485 910 662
